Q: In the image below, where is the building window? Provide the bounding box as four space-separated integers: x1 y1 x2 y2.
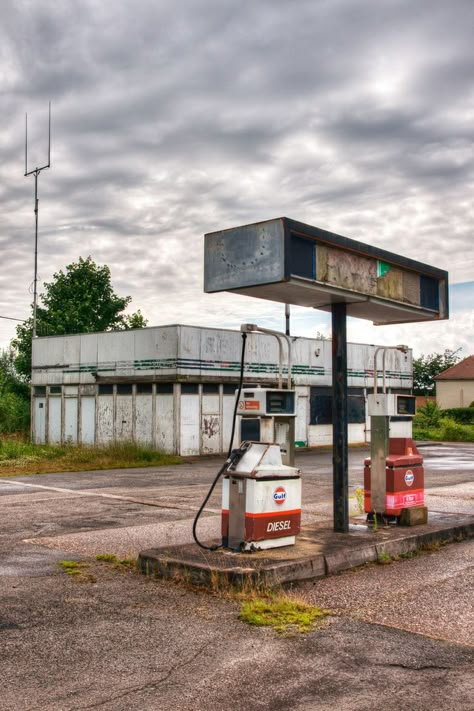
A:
181 383 199 394
223 384 237 395
49 386 62 394
34 386 46 396
310 387 366 424
116 383 133 395
203 383 219 394
137 383 153 394
98 384 114 395
156 383 173 394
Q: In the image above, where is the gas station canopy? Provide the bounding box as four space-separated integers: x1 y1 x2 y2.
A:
204 217 449 325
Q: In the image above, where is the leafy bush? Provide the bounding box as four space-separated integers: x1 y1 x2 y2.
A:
0 392 30 434
441 407 474 425
413 416 474 442
438 417 474 442
413 401 442 428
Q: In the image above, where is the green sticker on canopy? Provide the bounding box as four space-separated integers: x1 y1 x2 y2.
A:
377 261 391 278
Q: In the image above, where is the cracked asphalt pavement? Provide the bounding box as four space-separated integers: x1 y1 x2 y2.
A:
0 443 473 710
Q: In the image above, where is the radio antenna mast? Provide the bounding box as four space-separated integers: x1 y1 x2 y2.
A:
24 101 51 338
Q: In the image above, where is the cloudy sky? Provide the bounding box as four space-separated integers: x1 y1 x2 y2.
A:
1 0 473 359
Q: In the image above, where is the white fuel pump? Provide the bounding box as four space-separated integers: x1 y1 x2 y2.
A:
221 441 301 551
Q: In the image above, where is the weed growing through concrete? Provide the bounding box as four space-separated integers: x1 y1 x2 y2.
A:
377 551 393 565
239 593 328 634
58 560 96 583
354 487 364 514
95 553 137 570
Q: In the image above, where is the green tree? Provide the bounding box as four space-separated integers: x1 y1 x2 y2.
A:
0 349 30 433
12 256 147 380
413 348 462 396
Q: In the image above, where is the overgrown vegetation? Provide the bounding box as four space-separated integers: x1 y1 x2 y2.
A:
0 439 181 476
413 402 474 442
239 593 328 634
0 349 30 434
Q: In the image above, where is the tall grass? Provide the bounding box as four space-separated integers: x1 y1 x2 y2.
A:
0 437 181 476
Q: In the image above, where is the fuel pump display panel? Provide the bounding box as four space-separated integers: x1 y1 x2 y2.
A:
237 388 296 417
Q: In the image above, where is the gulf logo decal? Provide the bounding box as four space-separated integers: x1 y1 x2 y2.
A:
273 486 287 505
404 470 414 487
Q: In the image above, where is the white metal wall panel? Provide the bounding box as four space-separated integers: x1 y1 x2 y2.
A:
48 397 62 444
97 396 114 444
116 395 133 441
156 394 175 453
64 398 78 443
222 394 236 453
135 395 153 444
201 394 220 454
180 393 200 455
295 391 308 444
34 398 46 444
80 397 96 445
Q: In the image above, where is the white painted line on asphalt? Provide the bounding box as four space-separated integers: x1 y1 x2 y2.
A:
0 479 219 514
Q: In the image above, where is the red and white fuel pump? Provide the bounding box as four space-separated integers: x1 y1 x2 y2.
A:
221 441 301 551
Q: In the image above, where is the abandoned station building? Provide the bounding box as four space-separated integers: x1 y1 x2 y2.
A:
30 324 413 456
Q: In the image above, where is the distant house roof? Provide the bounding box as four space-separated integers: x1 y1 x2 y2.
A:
435 355 474 381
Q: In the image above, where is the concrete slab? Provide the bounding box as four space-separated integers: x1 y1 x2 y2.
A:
138 511 474 589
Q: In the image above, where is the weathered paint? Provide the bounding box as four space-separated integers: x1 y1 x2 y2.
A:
64 397 78 443
135 394 153 445
180 392 200 456
80 397 95 445
156 393 175 453
116 395 133 441
97 395 114 444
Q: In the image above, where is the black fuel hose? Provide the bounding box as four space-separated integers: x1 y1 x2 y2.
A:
192 332 247 551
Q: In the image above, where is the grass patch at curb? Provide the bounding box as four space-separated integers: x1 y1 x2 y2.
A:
95 553 137 570
239 593 328 634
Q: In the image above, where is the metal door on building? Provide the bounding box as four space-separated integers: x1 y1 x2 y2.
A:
201 387 220 454
64 398 78 443
34 398 46 444
48 397 62 444
180 385 200 456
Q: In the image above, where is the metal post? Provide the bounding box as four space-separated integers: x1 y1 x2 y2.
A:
285 304 290 336
332 302 348 532
32 170 39 338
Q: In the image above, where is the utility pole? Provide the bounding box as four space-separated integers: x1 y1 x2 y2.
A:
24 102 51 338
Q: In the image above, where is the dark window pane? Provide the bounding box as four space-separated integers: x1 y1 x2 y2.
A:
310 387 366 424
98 384 114 395
181 383 199 394
34 386 46 396
420 275 439 310
49 386 62 394
117 384 133 395
290 233 315 279
223 384 237 395
241 418 260 441
137 383 153 394
156 383 174 394
310 387 332 425
203 383 219 394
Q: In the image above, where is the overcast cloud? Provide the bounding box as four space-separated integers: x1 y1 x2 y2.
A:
1 0 473 357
